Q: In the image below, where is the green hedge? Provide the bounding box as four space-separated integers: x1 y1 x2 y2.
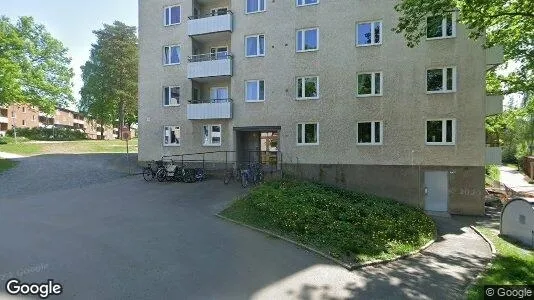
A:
7 127 87 141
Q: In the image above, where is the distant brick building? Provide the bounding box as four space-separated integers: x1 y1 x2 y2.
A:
0 104 120 140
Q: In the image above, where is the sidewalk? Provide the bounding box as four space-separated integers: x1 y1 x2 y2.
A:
0 152 24 159
498 165 534 196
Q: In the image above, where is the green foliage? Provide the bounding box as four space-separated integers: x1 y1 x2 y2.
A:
80 21 138 131
222 179 436 263
0 16 74 113
467 227 534 299
485 165 500 185
6 127 87 141
394 0 534 95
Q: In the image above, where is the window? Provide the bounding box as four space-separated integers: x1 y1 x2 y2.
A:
296 28 319 52
211 7 228 16
163 86 180 106
296 76 319 99
245 80 265 102
357 121 383 145
245 35 265 57
164 5 181 26
357 72 382 96
297 0 319 6
427 13 456 39
164 126 180 146
22 120 25 126
163 45 180 65
426 119 456 145
22 107 26 112
246 0 266 13
192 88 200 102
11 112 15 118
203 125 222 146
297 123 319 145
427 67 456 93
357 21 382 46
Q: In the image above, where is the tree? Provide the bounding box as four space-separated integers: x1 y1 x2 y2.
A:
394 0 534 95
79 21 138 139
0 16 74 113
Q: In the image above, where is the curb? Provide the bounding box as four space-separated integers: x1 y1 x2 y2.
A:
216 213 436 271
470 225 497 256
464 226 497 297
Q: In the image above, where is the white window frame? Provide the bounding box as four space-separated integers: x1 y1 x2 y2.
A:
296 76 319 100
296 0 319 7
163 45 181 65
426 13 457 40
203 124 222 147
425 119 456 146
164 5 181 26
356 20 383 46
296 28 319 53
163 86 180 107
296 123 320 146
357 121 383 145
163 125 181 147
246 0 266 14
245 34 266 58
245 80 265 102
426 66 457 94
357 72 383 97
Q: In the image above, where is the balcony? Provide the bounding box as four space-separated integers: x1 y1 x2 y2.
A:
486 45 504 69
187 99 232 120
0 116 7 124
188 53 232 79
486 95 504 116
485 146 502 165
188 11 232 36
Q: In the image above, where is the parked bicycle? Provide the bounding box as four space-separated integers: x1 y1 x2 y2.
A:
224 163 240 184
143 160 165 182
240 162 264 188
156 160 181 182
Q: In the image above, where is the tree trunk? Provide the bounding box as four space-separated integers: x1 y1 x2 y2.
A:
100 119 104 140
118 99 125 140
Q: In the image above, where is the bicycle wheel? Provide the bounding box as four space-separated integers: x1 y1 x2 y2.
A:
241 172 249 188
142 168 154 182
156 169 166 182
224 171 231 185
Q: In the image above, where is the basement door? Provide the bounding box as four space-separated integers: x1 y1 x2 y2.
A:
424 171 449 212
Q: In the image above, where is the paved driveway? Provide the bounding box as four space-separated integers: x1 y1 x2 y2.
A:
0 154 492 299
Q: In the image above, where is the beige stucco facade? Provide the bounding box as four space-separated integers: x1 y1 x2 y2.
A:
139 0 493 215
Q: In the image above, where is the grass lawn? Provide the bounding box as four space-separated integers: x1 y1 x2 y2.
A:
0 159 17 173
0 139 138 155
467 227 534 299
221 179 436 264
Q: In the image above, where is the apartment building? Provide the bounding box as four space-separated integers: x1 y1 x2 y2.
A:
138 0 504 215
0 104 40 136
0 104 119 140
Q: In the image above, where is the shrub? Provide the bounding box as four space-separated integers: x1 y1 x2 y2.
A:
6 127 87 141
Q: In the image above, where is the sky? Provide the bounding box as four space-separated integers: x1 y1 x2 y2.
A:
1 0 138 110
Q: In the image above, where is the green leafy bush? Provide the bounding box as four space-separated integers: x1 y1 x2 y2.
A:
485 165 500 185
6 127 87 141
222 179 436 263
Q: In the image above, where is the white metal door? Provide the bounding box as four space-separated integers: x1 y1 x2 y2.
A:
424 171 448 212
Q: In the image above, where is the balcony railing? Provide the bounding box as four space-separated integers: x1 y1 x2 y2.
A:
486 146 502 165
188 10 233 20
187 99 232 120
188 52 232 63
188 53 233 79
187 11 233 36
0 116 8 124
486 95 504 116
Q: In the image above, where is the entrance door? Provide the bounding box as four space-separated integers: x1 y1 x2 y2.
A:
210 87 228 103
424 171 449 212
